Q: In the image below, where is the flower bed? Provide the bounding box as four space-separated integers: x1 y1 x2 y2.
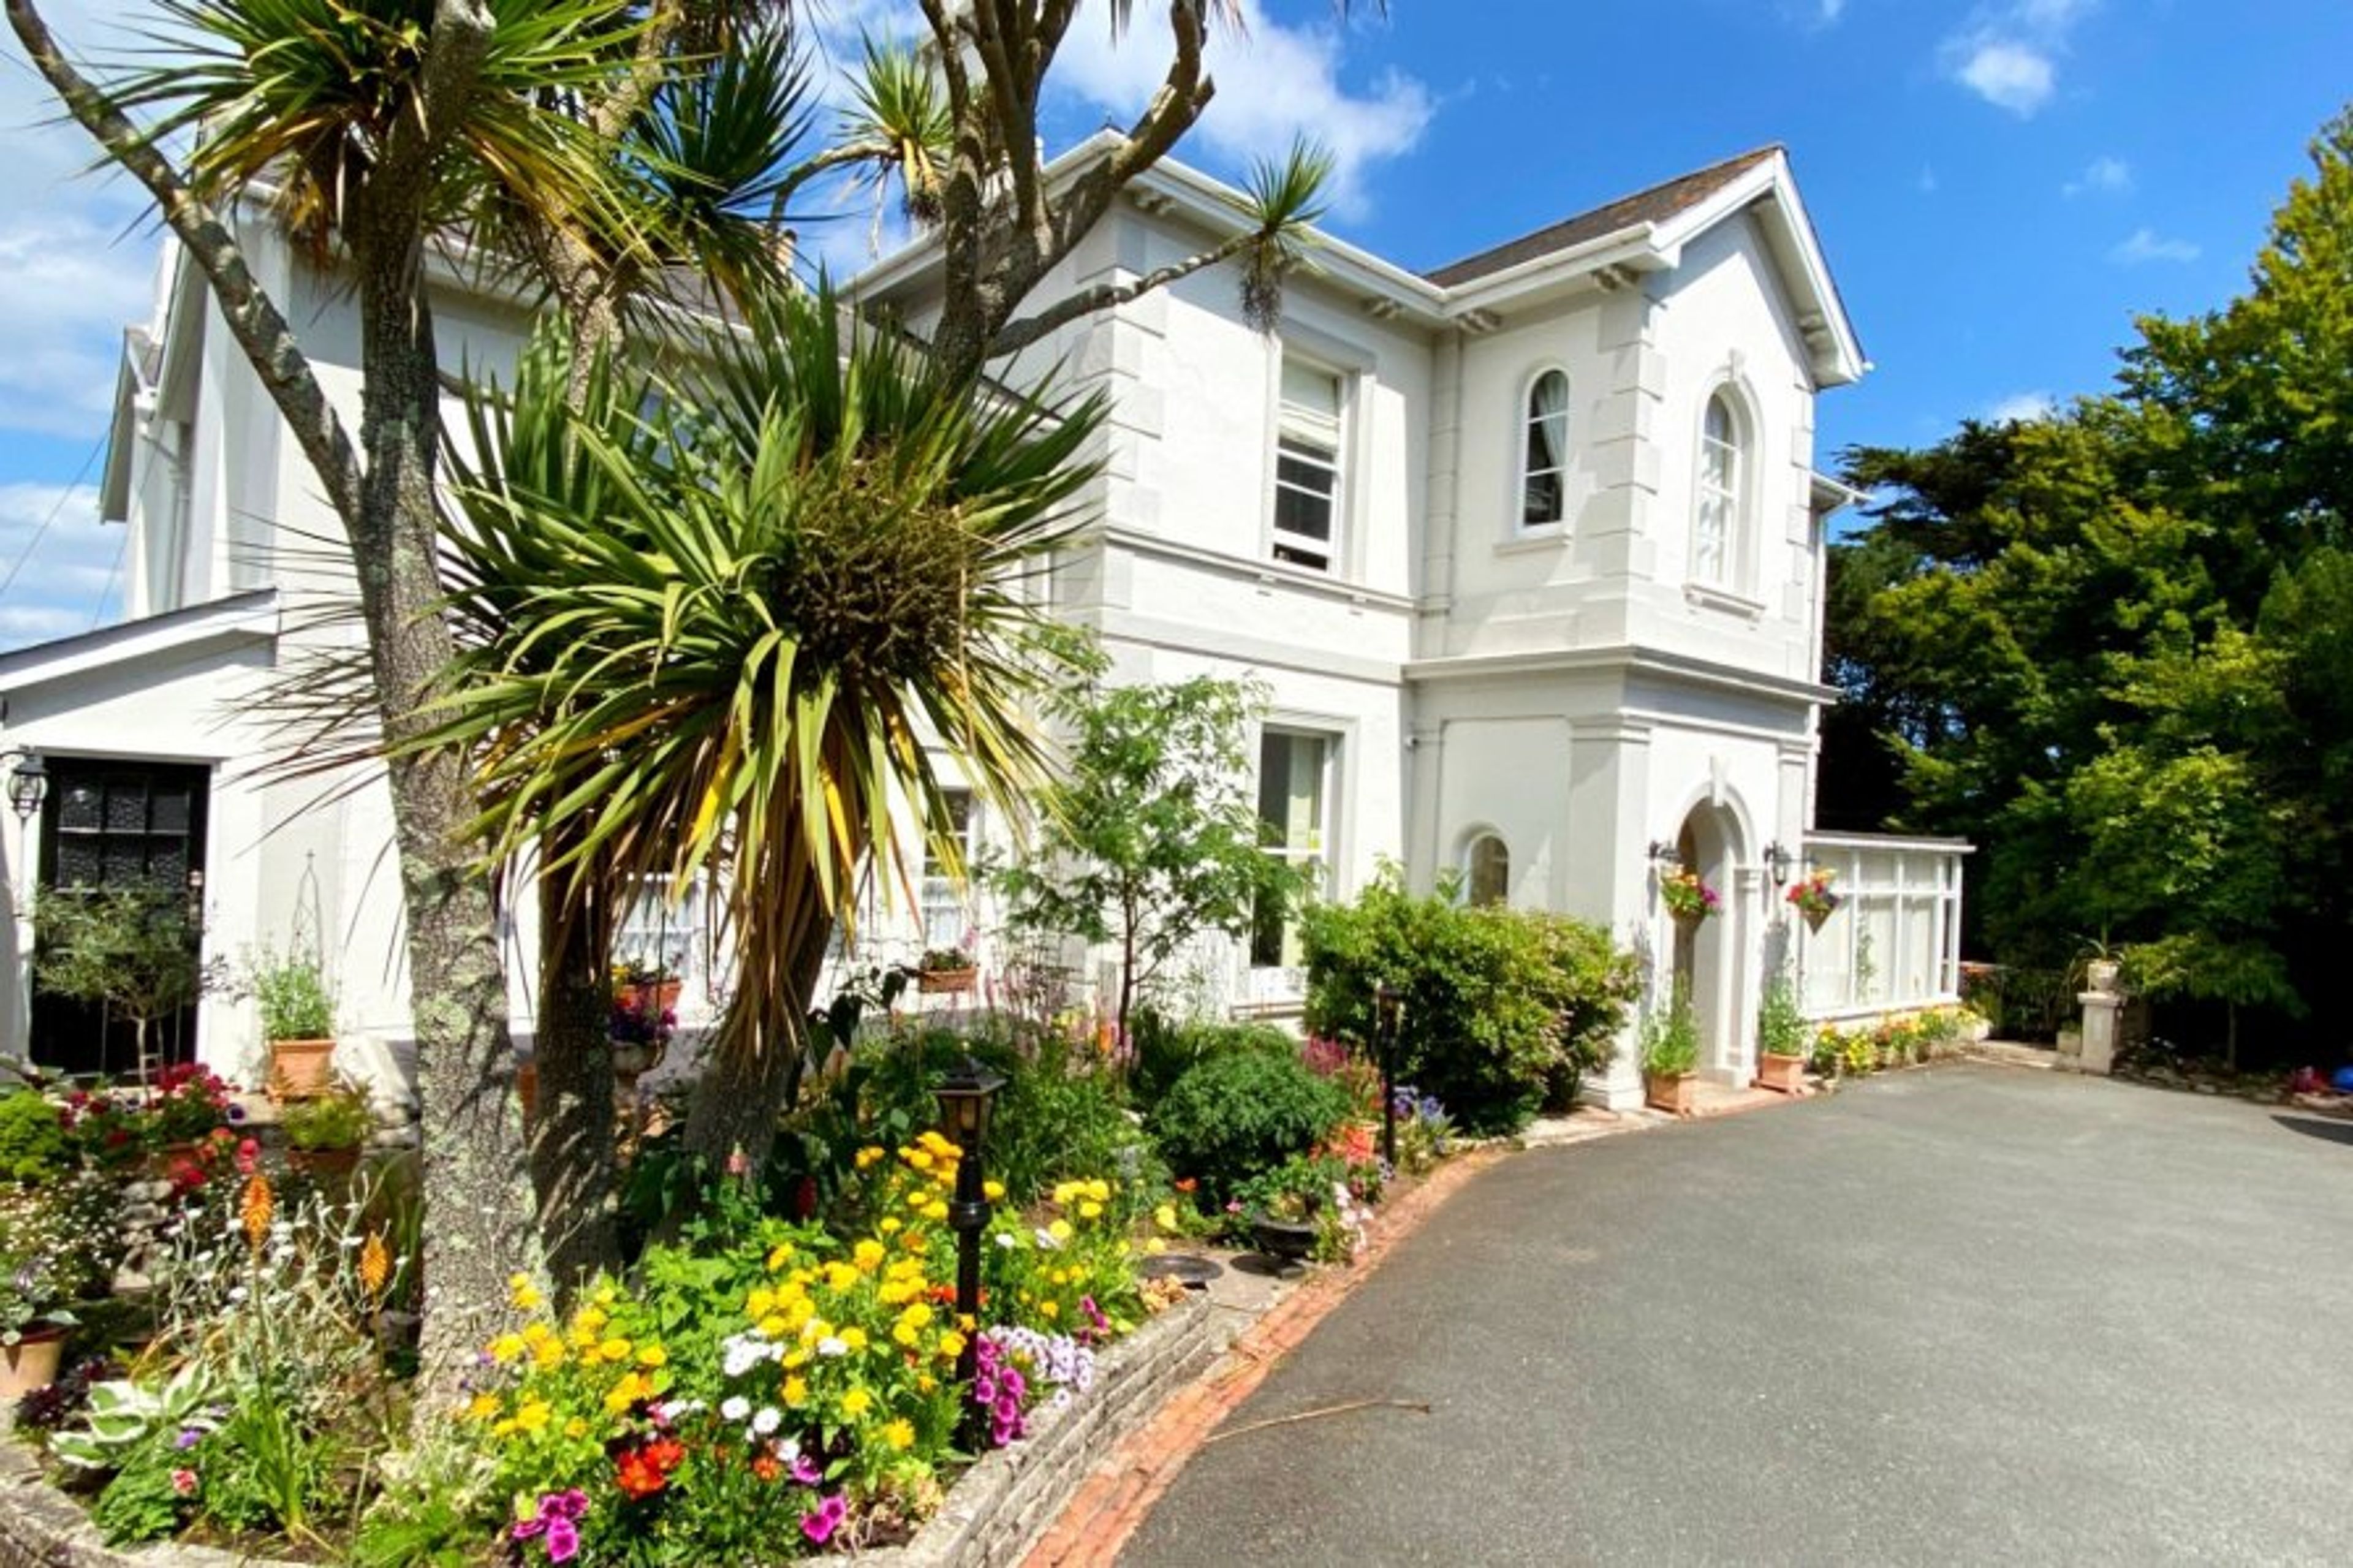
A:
1807 1004 1981 1078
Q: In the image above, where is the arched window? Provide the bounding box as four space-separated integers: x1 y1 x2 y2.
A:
1694 391 1745 586
1520 370 1569 529
1465 833 1510 907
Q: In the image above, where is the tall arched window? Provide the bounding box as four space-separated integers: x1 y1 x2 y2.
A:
1521 370 1569 529
1466 833 1510 906
1694 392 1744 585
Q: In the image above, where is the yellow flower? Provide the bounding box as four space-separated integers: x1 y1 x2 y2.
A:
923 1200 951 1222
1048 1219 1073 1243
893 1323 920 1348
838 1327 868 1353
491 1418 517 1438
604 1373 650 1415
824 1261 862 1292
906 1148 933 1170
240 1174 274 1250
509 1273 543 1311
594 1284 618 1307
906 1191 931 1211
637 1344 668 1369
597 1336 633 1364
879 1281 915 1306
1085 1179 1111 1203
489 1333 527 1364
784 1377 809 1406
841 1387 873 1418
532 1339 567 1371
880 1217 903 1235
899 1301 934 1331
1154 1204 1178 1232
938 1330 966 1359
1079 1200 1104 1220
565 1418 588 1439
574 1305 608 1335
917 1373 939 1394
359 1232 391 1301
853 1240 887 1272
881 1418 916 1451
1145 1237 1167 1255
513 1400 552 1434
1040 1300 1059 1319
759 1314 790 1339
1052 1181 1080 1205
982 1180 1006 1202
748 1286 776 1319
465 1392 501 1421
784 1347 811 1370
855 1146 885 1169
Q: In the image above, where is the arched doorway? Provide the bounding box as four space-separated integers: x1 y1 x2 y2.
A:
1670 801 1748 1081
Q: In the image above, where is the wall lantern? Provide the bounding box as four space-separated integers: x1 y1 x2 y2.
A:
1646 839 1683 868
7 754 45 824
1762 841 1796 888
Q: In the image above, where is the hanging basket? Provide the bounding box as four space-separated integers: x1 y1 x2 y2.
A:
1800 896 1840 935
1670 907 1709 935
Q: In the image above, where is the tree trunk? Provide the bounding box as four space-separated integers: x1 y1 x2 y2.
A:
680 911 834 1177
347 208 539 1390
528 865 618 1294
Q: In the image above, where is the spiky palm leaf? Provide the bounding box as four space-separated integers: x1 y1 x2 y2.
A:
114 0 650 260
836 32 952 225
429 286 1105 1074
1237 138 1333 332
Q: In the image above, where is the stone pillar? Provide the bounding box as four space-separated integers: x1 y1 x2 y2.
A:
2074 986 2122 1075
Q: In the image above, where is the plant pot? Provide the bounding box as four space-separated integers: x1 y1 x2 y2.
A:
268 1037 338 1102
1644 1070 1698 1115
1756 1051 1808 1094
288 1145 361 1183
1801 900 1838 934
917 966 979 996
619 980 684 1015
608 1039 665 1078
0 1330 66 1399
1250 1218 1317 1266
2085 960 2121 995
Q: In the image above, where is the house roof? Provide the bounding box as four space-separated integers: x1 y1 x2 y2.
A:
1423 147 1783 288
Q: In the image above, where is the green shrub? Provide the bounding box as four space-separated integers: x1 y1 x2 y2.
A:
0 1091 67 1184
1758 976 1809 1059
244 949 335 1042
1147 1047 1350 1200
1303 867 1642 1134
990 1034 1162 1219
1128 1011 1294 1110
1640 991 1700 1077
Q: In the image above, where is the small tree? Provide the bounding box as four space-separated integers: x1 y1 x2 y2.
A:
998 676 1308 1047
33 883 219 1080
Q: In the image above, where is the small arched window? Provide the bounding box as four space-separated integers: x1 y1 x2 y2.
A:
1466 834 1510 907
1520 371 1570 529
1694 392 1744 585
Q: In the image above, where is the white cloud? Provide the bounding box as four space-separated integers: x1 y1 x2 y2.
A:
2063 154 2132 197
0 482 123 651
2109 227 2199 265
1987 390 2057 423
1941 1 2097 118
1044 0 1434 219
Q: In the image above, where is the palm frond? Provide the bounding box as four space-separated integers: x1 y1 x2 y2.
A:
1237 138 1334 332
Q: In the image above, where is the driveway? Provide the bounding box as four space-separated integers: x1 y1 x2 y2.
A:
1120 1064 2353 1566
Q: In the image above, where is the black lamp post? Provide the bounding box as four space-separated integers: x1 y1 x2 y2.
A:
1374 982 1405 1168
7 754 45 824
934 1055 1004 1446
1763 841 1795 888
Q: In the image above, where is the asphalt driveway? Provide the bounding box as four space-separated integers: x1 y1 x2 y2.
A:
1120 1064 2353 1567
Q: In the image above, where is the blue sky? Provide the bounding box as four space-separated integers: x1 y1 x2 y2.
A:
0 0 2347 646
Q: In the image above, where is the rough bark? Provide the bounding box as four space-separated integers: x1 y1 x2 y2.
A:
529 865 619 1293
6 0 545 1393
681 910 834 1175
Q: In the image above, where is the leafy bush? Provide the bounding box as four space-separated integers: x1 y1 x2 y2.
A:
0 1089 67 1184
1639 993 1700 1078
281 1083 373 1151
1303 868 1641 1134
1146 1047 1349 1200
244 949 336 1042
1127 1011 1294 1110
1757 976 1809 1059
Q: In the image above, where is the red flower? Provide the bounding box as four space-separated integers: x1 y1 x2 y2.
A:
613 1437 686 1500
751 1454 783 1483
234 1138 260 1176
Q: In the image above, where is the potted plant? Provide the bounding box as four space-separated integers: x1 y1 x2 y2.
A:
281 1079 372 1181
916 945 979 995
1640 987 1702 1114
608 985 677 1080
1755 976 1809 1094
612 958 684 1017
245 946 338 1100
1659 866 1719 927
2075 934 2124 996
32 881 219 1085
1786 867 1841 933
0 1189 86 1398
1235 1161 1326 1270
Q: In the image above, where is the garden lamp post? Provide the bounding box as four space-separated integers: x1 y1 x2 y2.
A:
935 1055 1004 1445
1374 982 1405 1168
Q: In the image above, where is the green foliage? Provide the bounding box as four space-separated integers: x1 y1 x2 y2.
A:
990 1038 1162 1222
1824 107 2353 1059
0 1090 67 1184
244 947 336 1041
281 1083 373 1152
1127 1012 1296 1110
89 1444 193 1546
1146 1048 1351 1201
1302 867 1641 1134
1757 976 1809 1059
32 882 216 1058
996 676 1312 1040
1639 991 1700 1078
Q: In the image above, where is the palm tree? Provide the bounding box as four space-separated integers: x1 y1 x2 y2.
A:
428 284 1105 1173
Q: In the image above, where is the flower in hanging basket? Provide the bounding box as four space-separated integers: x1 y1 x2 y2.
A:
918 945 976 974
1660 866 1721 922
1786 867 1841 923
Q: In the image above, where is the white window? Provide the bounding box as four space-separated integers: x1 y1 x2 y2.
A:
1521 371 1569 529
1694 392 1743 586
919 789 976 950
614 874 713 1001
1272 357 1344 572
1251 730 1333 968
1465 834 1510 907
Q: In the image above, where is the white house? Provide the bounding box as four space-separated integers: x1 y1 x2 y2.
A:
0 140 1966 1109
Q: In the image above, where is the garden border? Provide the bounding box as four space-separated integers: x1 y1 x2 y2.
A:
0 1293 1226 1568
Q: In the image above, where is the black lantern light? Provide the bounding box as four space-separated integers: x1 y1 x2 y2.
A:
7 754 45 824
1763 841 1795 888
1646 839 1682 868
1374 981 1406 1168
934 1055 1004 1444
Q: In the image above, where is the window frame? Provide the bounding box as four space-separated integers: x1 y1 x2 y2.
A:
1250 725 1339 971
1517 368 1572 535
919 787 977 952
1462 831 1511 907
1691 386 1753 591
1267 350 1353 575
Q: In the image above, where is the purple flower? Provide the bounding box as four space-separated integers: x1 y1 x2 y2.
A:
545 1518 580 1564
173 1427 203 1450
545 1490 588 1521
790 1453 823 1486
801 1493 847 1544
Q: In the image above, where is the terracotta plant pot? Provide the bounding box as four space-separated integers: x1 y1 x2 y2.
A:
288 1145 362 1183
269 1037 338 1102
1756 1051 1808 1094
618 980 684 1015
917 966 979 996
1645 1070 1699 1116
0 1331 65 1399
